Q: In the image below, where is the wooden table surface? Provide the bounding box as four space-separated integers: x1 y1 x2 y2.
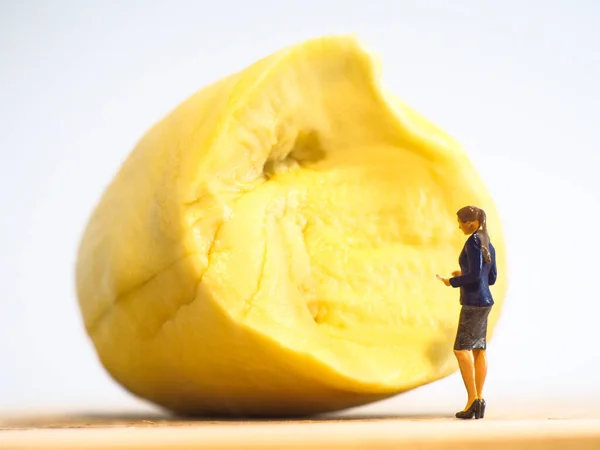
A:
2 405 600 450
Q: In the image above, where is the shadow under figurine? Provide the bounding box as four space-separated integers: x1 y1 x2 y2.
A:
436 205 497 420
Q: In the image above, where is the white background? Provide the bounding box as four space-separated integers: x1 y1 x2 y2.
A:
1 0 599 415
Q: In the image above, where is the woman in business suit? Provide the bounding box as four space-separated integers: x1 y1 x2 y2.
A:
437 205 497 420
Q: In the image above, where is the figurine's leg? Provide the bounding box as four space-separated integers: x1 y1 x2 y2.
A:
473 349 487 399
453 349 477 410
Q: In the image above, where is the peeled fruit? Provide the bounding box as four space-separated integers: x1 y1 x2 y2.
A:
76 35 506 417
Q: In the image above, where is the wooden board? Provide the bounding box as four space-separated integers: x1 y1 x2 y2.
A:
2 411 600 449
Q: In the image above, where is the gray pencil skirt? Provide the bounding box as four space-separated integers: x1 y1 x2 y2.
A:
454 305 493 351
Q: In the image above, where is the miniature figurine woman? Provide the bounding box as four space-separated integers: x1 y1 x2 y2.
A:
437 205 497 420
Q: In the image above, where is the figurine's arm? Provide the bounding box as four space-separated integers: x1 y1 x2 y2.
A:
449 241 482 287
488 246 497 286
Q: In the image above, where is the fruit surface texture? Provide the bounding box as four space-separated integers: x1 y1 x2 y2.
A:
76 35 506 417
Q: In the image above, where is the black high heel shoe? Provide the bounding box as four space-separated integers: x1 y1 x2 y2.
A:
455 399 481 419
478 399 486 419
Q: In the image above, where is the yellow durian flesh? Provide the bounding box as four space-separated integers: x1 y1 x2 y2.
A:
76 35 505 417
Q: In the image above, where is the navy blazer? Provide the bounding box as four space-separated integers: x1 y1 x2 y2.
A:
449 232 497 307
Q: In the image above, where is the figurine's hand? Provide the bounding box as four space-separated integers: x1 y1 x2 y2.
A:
451 270 461 277
436 274 451 286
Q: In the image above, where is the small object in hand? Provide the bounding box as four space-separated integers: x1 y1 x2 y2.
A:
436 274 451 286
